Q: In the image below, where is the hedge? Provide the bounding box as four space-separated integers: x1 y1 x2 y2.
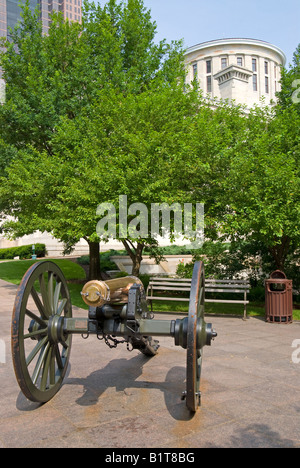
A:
0 243 47 260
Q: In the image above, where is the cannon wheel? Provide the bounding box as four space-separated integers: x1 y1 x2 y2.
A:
11 261 72 403
186 261 205 412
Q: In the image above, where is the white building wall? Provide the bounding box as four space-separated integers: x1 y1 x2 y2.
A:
185 38 286 108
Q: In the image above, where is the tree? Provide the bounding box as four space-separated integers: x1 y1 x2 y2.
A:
220 104 300 272
0 0 190 278
277 43 300 112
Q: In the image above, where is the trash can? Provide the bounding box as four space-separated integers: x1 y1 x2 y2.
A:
265 270 293 324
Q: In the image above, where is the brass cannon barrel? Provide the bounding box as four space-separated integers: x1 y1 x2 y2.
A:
80 276 144 307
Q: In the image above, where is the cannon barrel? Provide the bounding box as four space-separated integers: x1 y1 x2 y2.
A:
80 276 144 307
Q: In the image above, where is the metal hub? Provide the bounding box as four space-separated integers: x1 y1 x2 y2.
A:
47 315 67 346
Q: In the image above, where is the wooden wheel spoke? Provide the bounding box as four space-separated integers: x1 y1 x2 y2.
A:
32 343 50 385
53 282 62 314
26 335 48 367
30 288 48 321
55 345 64 370
23 327 47 340
48 272 54 315
41 344 52 391
39 274 52 318
56 298 67 317
25 309 46 328
49 346 56 386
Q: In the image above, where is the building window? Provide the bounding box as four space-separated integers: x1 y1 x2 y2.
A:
265 61 269 75
221 58 227 69
253 74 257 91
237 57 243 67
193 63 198 78
207 76 212 93
206 60 211 74
265 76 269 93
252 58 257 72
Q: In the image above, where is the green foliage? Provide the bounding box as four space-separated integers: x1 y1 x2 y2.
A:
176 239 300 302
0 0 191 278
114 270 129 278
0 2 299 284
277 43 300 112
0 243 46 260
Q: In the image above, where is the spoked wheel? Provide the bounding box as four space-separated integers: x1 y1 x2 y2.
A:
186 261 205 412
11 261 72 403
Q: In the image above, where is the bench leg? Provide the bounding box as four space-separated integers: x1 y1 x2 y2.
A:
243 292 247 320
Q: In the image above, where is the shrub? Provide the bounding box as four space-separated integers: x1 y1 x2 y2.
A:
0 243 46 260
77 250 121 272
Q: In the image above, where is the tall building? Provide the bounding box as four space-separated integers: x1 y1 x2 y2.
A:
184 38 286 108
0 0 82 100
0 0 82 38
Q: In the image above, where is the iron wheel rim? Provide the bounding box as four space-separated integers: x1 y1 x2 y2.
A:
11 261 72 403
186 261 205 412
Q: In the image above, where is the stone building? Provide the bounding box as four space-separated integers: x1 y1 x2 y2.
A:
184 38 286 108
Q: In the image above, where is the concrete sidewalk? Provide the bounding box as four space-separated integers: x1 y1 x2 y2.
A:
0 278 299 448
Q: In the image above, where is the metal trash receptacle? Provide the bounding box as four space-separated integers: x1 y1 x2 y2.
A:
265 270 293 324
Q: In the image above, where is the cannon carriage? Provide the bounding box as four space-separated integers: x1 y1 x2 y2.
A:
11 260 216 412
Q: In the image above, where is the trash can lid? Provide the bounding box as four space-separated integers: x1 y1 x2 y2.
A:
270 270 287 279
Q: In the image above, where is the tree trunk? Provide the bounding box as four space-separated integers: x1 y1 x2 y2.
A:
269 236 291 272
88 241 101 280
121 239 144 277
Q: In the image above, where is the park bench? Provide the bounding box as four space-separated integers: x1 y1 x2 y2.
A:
146 276 250 320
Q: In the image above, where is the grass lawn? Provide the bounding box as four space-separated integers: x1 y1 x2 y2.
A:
149 298 300 320
0 259 299 319
149 299 266 318
0 259 87 309
0 259 86 283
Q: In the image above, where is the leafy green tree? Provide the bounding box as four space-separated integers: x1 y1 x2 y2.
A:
277 43 300 111
221 104 300 272
0 0 195 278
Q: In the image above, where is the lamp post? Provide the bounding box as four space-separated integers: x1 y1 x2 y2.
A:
31 244 37 260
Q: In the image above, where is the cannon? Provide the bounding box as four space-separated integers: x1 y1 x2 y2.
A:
11 260 217 412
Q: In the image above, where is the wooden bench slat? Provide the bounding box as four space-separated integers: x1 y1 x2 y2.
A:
205 299 249 304
146 275 250 320
206 288 249 293
146 296 190 302
149 283 193 287
150 285 191 291
149 277 249 284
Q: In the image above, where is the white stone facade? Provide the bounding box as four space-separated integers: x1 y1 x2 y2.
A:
184 38 286 108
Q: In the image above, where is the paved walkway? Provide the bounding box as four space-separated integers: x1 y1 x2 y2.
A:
0 278 299 448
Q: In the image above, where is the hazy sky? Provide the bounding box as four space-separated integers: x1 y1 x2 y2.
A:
141 0 300 68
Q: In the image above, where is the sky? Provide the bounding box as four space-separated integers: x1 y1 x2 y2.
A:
141 0 300 68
